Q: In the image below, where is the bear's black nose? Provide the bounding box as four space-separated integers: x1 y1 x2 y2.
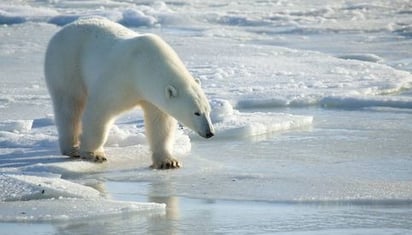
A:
205 132 214 138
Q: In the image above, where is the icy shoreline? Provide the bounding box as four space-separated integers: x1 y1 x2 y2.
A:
0 98 314 221
1 0 412 232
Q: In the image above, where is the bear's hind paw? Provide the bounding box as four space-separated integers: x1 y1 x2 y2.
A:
151 159 181 169
62 147 80 158
80 151 107 163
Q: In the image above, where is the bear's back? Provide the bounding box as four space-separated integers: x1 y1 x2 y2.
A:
59 17 136 41
45 17 139 92
47 17 139 62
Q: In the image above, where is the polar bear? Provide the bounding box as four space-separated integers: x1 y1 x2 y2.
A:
44 17 214 169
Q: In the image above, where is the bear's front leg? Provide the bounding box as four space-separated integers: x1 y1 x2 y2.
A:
141 102 180 169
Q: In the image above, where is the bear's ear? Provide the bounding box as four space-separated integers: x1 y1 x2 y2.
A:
194 77 201 86
165 85 178 99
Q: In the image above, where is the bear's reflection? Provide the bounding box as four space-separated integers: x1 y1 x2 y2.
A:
54 180 180 235
147 180 180 235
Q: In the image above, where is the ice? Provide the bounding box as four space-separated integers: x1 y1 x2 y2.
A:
0 0 412 233
0 4 57 25
0 118 56 148
213 112 312 139
0 131 54 149
337 53 384 63
47 15 82 26
106 124 147 147
0 1 171 27
210 99 234 123
32 117 54 128
0 172 165 222
0 198 165 222
0 173 100 201
1 2 411 112
183 42 412 109
209 99 313 139
0 120 33 133
118 9 157 27
321 95 412 109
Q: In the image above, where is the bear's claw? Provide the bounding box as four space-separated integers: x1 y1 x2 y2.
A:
151 159 181 169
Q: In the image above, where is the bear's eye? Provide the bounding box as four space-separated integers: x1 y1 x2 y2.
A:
194 112 201 116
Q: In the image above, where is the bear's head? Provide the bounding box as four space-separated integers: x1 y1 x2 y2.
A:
163 81 215 139
131 34 215 139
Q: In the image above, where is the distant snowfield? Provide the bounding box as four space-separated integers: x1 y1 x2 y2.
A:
1 0 411 111
0 0 411 227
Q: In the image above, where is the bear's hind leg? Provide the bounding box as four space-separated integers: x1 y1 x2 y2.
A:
79 100 113 162
141 102 180 169
53 94 85 158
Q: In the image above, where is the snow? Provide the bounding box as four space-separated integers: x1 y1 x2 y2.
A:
188 43 412 109
0 0 411 233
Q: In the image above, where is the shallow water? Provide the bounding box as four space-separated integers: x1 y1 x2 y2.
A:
2 107 411 234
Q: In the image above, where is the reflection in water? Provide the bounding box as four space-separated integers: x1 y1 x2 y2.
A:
147 180 181 235
147 195 180 234
150 195 180 220
147 180 220 234
17 178 412 234
53 178 184 234
52 180 171 235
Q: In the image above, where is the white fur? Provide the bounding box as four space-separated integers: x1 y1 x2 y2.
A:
44 17 214 168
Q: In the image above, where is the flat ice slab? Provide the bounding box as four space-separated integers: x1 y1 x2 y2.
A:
0 173 100 201
213 112 313 139
208 99 313 139
0 173 165 222
0 198 165 222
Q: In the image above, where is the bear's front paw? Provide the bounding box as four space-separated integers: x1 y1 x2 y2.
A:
80 151 107 163
151 159 181 169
